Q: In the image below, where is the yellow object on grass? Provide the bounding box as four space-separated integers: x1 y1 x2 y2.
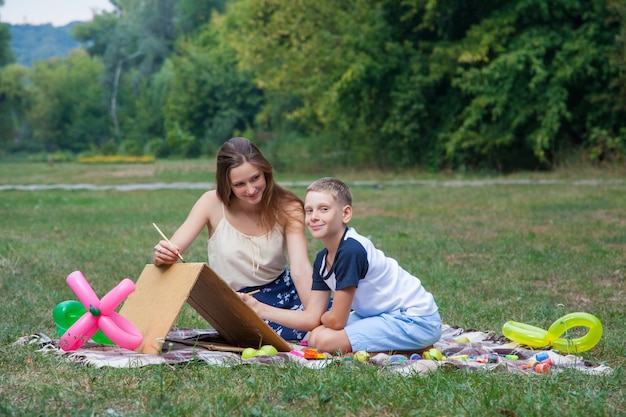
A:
502 312 602 353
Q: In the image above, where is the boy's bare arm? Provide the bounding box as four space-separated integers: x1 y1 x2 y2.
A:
320 286 356 330
239 290 330 331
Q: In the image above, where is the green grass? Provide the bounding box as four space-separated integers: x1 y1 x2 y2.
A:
1 161 625 416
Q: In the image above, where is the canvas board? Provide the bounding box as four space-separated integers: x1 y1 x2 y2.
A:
119 263 292 354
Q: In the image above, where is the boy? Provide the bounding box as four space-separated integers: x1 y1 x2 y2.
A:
240 177 442 353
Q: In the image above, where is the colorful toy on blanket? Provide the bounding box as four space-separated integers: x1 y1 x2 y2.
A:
502 312 602 353
54 271 143 351
54 300 114 345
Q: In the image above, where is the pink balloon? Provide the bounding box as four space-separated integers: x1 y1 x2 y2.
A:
66 271 100 310
60 314 98 351
99 279 135 315
58 271 143 351
99 313 143 350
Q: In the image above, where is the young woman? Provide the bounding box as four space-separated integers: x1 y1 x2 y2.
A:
153 137 312 340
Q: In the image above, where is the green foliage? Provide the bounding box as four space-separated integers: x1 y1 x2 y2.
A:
222 0 626 170
0 64 30 150
258 131 325 173
224 0 401 165
119 75 168 156
440 0 623 170
74 0 178 142
586 127 626 164
26 51 109 152
72 9 120 57
175 0 228 35
162 25 263 157
0 22 14 66
3 0 626 171
0 7 17 153
608 0 626 113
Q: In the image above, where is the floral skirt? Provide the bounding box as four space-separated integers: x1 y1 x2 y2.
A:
240 268 306 341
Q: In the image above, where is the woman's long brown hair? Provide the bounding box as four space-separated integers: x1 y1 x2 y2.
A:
215 137 304 232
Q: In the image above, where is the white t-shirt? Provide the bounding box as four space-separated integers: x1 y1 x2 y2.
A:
312 227 438 317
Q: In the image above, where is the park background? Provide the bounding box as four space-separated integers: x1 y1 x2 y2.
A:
0 0 626 172
1 1 625 416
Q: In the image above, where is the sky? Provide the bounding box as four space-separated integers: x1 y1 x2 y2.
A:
1 0 115 27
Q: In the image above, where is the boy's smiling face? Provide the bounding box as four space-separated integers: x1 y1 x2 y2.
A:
304 190 352 242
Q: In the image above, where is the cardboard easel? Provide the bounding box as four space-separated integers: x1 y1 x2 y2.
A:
119 263 292 354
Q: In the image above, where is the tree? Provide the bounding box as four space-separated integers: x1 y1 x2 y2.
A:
73 4 120 59
224 0 402 164
0 0 18 151
0 0 15 66
435 0 623 168
608 0 626 113
0 64 30 150
27 51 109 152
162 24 263 156
176 0 229 35
224 0 625 170
0 23 13 67
74 0 178 138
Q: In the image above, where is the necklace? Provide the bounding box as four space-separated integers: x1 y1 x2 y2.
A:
325 253 334 272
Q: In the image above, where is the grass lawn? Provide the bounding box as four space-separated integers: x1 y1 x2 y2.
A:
1 161 625 416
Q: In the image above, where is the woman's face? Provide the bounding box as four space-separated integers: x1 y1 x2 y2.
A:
229 162 266 205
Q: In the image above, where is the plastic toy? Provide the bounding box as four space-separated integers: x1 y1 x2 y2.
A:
289 349 305 358
502 312 602 353
57 271 143 351
447 354 469 361
303 348 328 359
386 355 407 363
535 363 550 373
53 300 113 345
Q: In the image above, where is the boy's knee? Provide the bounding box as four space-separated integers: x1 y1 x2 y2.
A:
308 326 323 348
308 327 350 354
309 327 333 352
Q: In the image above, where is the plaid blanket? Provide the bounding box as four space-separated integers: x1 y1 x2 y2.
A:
14 325 611 375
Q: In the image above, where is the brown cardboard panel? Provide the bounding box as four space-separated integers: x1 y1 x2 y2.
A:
119 263 291 354
118 263 198 354
187 264 292 351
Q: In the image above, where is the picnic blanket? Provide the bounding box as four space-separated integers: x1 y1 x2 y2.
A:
14 325 612 376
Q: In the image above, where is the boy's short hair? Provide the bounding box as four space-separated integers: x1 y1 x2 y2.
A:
306 177 352 207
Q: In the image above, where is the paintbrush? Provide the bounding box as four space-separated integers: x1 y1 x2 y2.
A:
152 222 185 262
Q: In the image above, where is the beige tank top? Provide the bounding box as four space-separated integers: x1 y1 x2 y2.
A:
208 205 287 290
